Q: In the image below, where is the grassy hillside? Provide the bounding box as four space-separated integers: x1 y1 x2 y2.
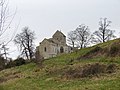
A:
0 39 120 90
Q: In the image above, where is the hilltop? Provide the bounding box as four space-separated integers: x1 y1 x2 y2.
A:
0 39 120 90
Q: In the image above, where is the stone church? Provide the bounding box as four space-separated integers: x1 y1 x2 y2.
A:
37 30 73 59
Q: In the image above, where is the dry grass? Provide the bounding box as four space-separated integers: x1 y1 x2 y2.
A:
63 63 118 79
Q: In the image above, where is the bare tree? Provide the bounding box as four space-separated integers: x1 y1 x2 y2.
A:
14 27 35 60
1 42 9 59
0 0 16 58
74 24 91 48
0 0 16 38
35 46 44 67
0 0 17 69
92 18 116 43
0 56 5 70
67 30 77 48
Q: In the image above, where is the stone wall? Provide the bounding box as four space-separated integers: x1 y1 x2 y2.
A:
39 39 57 59
52 30 66 45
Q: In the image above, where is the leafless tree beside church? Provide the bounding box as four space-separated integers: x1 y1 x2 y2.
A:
92 18 116 43
68 24 92 49
14 27 35 60
0 0 16 58
0 0 16 69
67 30 77 48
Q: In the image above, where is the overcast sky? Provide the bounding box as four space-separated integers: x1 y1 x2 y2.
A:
6 0 120 59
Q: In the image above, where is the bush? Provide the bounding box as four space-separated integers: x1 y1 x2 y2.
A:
35 49 44 67
0 56 5 70
5 60 14 68
5 58 26 68
106 64 117 73
14 58 26 66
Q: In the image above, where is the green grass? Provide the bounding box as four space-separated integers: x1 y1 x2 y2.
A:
0 39 120 90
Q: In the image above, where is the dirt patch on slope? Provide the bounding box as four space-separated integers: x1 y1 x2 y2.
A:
78 46 104 60
63 63 118 79
0 71 21 83
78 40 120 60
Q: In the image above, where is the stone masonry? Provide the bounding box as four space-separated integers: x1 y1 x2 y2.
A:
37 30 73 59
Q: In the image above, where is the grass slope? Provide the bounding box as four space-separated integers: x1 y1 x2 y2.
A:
0 39 120 90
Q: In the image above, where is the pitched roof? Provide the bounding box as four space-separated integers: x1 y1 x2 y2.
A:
53 30 66 37
46 38 55 43
42 38 57 44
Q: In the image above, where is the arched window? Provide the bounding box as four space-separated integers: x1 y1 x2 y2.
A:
60 47 64 53
44 47 47 52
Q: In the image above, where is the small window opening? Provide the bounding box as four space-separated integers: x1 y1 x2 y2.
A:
44 47 47 52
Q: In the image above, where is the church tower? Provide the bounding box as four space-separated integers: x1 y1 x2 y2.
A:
52 30 66 45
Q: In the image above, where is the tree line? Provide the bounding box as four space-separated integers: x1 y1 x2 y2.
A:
68 18 116 49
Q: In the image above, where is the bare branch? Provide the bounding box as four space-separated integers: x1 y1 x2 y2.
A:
14 27 35 60
92 18 116 43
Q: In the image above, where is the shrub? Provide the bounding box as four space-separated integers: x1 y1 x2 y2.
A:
106 64 117 73
0 56 5 70
35 49 44 67
5 60 14 68
14 58 26 66
5 58 26 68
